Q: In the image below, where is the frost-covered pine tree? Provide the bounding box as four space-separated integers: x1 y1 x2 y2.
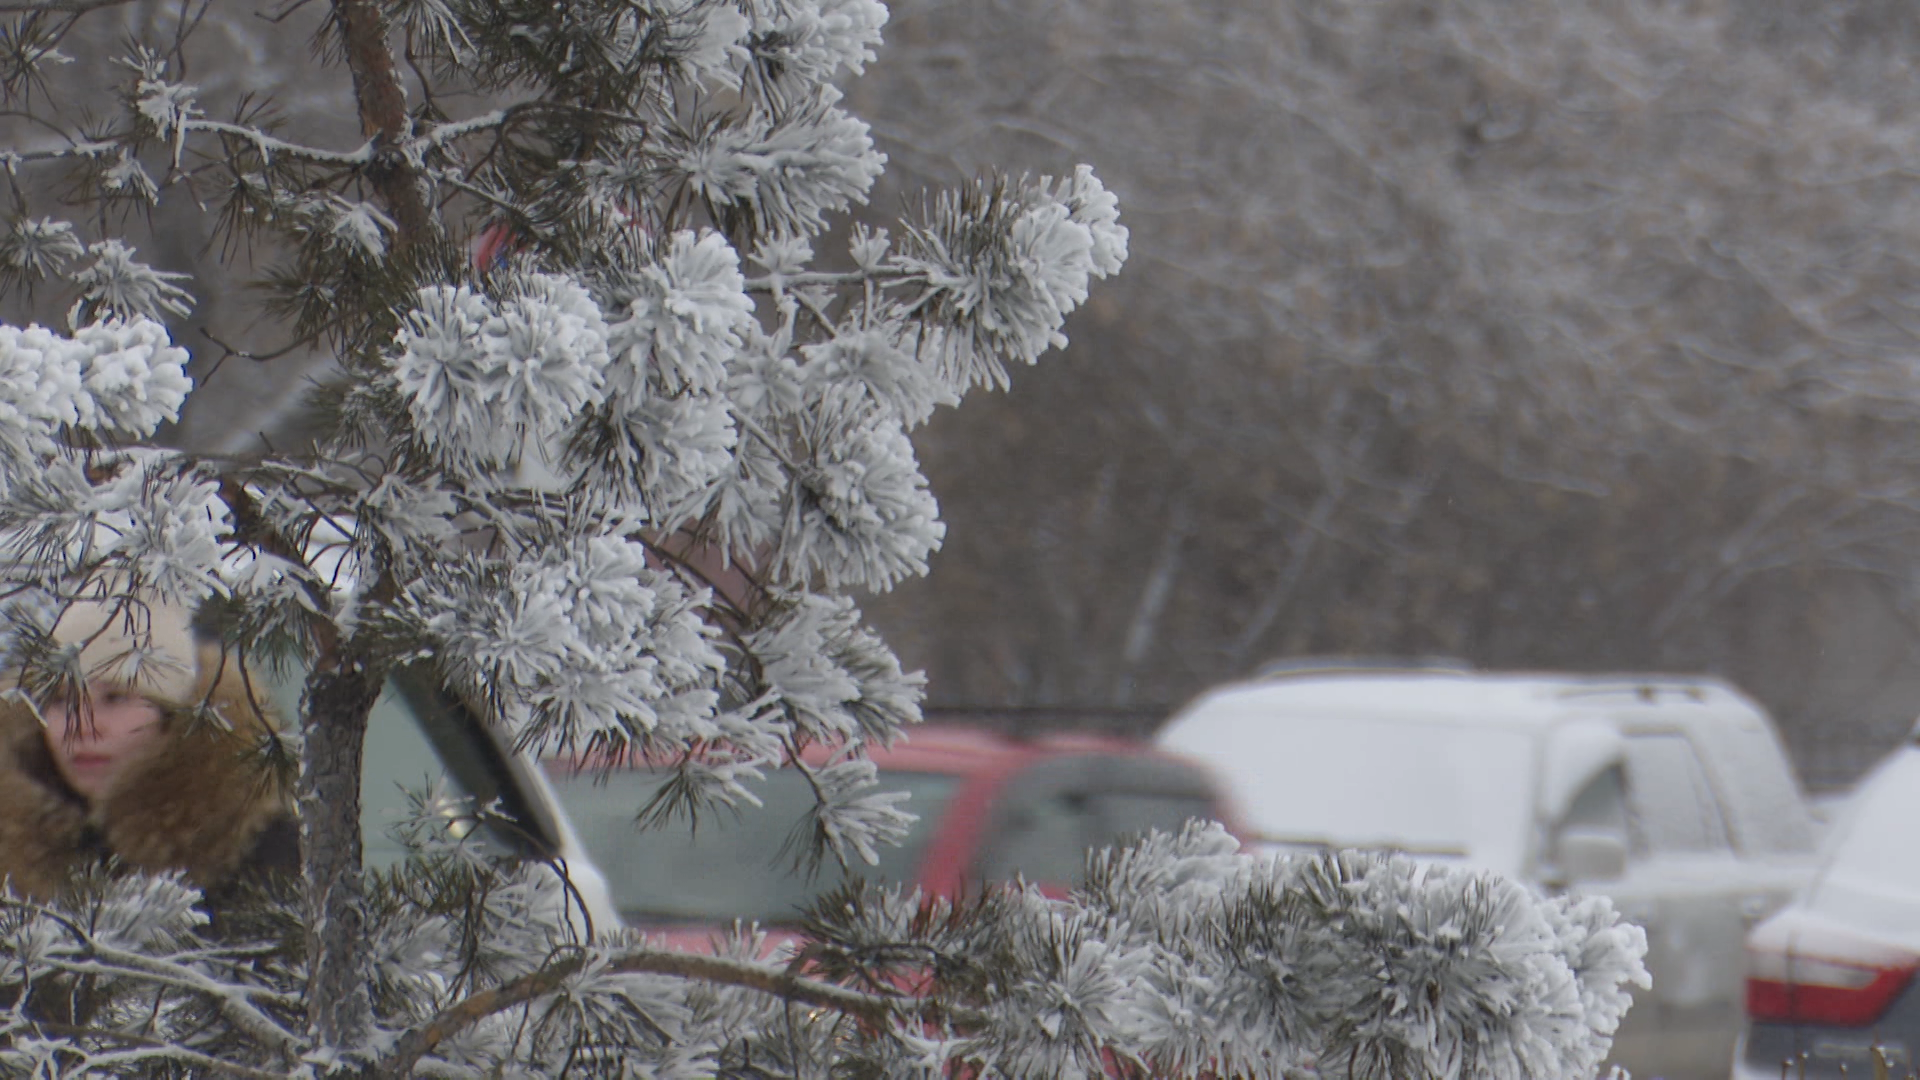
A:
0 0 1648 1076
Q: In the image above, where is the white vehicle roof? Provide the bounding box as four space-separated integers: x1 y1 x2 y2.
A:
1157 669 1793 876
1173 669 1762 729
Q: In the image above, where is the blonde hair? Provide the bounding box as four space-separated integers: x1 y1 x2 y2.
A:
43 597 284 744
49 595 202 705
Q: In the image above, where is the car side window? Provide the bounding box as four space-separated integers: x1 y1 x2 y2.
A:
1621 733 1733 856
358 683 520 868
1093 790 1219 848
1545 765 1631 880
973 787 1097 888
259 665 529 868
973 756 1226 889
1556 765 1630 836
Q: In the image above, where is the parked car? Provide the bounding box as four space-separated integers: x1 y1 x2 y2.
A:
540 724 1241 945
256 663 623 933
1153 665 1822 1080
1735 733 1920 1080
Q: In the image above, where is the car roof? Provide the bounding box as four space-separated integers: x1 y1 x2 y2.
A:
865 723 1178 774
1165 669 1757 733
550 723 1193 777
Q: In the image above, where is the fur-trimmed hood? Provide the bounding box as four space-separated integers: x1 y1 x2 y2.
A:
0 644 296 901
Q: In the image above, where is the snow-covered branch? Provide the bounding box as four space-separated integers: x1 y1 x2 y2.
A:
0 0 138 12
0 141 119 168
410 102 649 156
183 119 374 167
19 1024 289 1080
379 943 940 1078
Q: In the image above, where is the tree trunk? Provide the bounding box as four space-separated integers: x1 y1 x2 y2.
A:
303 2 436 1066
332 0 437 246
299 655 385 1061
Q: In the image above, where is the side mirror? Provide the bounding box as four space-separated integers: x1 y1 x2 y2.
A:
1552 829 1628 884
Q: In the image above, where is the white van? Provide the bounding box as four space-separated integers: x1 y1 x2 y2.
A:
1155 666 1820 1080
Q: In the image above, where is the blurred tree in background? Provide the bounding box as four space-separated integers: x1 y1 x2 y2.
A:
848 0 1920 788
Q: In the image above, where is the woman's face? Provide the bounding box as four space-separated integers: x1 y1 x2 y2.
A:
42 682 165 800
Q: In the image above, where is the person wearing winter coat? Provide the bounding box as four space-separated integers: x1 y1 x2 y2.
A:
0 598 298 905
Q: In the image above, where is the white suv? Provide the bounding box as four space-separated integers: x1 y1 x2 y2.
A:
1155 666 1820 1080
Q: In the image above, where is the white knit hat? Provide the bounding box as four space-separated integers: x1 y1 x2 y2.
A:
50 595 201 704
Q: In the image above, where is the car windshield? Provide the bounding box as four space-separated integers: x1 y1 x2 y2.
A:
546 766 960 925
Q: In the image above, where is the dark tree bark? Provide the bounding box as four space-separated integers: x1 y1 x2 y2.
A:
297 658 385 1059
297 1 439 1059
331 0 437 246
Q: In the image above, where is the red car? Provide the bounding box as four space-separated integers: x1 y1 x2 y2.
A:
542 724 1242 944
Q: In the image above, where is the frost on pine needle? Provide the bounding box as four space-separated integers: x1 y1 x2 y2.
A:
774 387 944 591
579 387 740 528
1038 163 1131 278
658 0 752 88
355 473 461 558
674 90 885 239
407 536 726 753
796 824 1649 1080
899 173 1123 391
89 872 209 951
801 324 953 426
392 275 612 472
391 283 502 461
97 150 160 207
121 49 201 144
606 229 754 397
750 232 814 280
95 464 232 605
490 274 613 436
68 240 192 323
325 198 397 260
798 756 916 869
0 317 189 471
748 592 923 744
69 317 193 435
0 219 86 290
744 0 890 86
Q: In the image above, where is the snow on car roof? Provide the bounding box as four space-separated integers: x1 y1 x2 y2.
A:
1169 669 1754 730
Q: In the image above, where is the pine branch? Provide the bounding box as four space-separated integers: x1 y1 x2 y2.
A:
77 1049 280 1079
744 268 917 293
217 475 342 654
187 118 375 167
0 140 119 166
411 102 648 156
28 1021 293 1080
0 0 138 11
50 947 305 1055
377 946 962 1078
